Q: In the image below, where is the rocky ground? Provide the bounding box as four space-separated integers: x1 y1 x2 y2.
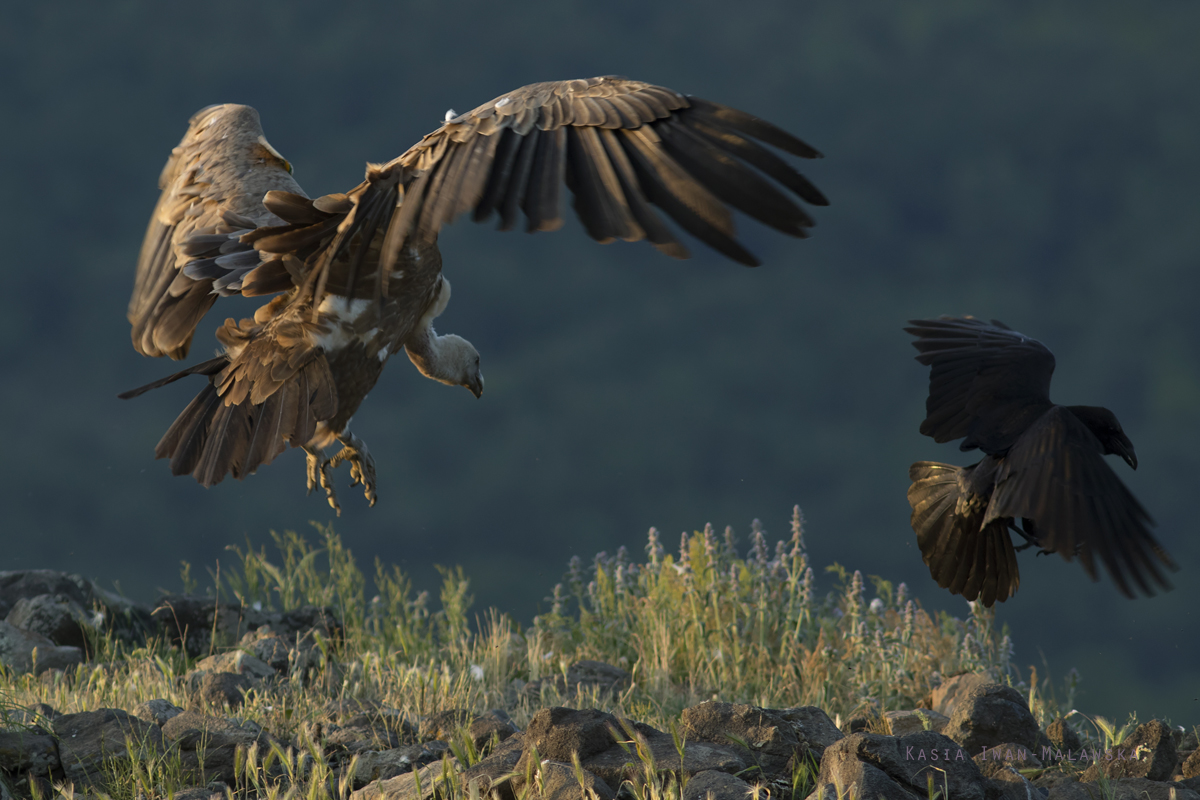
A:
0 569 1197 800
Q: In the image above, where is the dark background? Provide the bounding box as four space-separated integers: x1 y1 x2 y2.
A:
1 1 1196 721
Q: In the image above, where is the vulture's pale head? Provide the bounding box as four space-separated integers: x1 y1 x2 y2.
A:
408 332 484 398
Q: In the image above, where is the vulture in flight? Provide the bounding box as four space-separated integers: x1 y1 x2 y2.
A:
122 76 829 512
904 316 1177 606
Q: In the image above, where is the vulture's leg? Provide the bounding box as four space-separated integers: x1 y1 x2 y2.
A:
303 444 344 515
328 431 378 508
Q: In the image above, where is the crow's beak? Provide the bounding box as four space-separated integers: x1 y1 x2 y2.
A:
1114 436 1137 470
467 373 484 399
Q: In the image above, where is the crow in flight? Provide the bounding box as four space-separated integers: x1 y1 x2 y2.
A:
121 77 828 512
905 316 1176 605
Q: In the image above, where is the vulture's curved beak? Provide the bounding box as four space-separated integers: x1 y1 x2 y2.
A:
468 373 484 399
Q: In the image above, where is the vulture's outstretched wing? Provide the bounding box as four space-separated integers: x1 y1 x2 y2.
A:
986 406 1176 599
905 316 1057 453
128 104 305 359
302 76 828 311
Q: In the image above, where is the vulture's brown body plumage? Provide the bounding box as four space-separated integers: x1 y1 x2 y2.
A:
122 77 829 511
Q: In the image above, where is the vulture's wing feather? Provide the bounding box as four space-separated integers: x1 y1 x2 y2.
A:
307 76 825 304
129 104 306 359
986 406 1177 598
905 316 1058 452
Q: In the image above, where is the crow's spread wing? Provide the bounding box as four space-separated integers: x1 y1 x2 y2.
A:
905 316 1057 453
986 406 1176 598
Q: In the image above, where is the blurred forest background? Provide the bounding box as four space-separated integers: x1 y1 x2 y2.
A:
0 1 1196 720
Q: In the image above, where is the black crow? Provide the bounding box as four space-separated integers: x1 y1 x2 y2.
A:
905 316 1176 606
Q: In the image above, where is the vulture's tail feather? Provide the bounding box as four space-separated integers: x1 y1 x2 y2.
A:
117 356 227 399
153 357 336 488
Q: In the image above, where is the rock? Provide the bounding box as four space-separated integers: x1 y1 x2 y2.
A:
579 728 746 789
320 699 415 744
812 731 985 800
350 759 453 800
460 732 524 800
160 711 271 784
1183 748 1200 779
0 729 59 776
683 770 757 800
982 767 1041 800
5 594 92 650
681 700 800 778
170 789 224 800
421 709 518 756
0 571 154 644
193 651 276 682
1045 778 1093 800
152 596 342 658
152 596 271 657
133 698 184 727
523 660 632 700
238 628 292 673
1101 778 1200 800
943 684 1040 752
886 710 950 737
1081 720 1177 782
975 742 1043 773
326 725 406 757
974 744 1043 800
346 743 452 788
928 673 992 717
511 759 616 800
0 621 83 675
521 708 622 764
777 706 846 760
185 671 255 710
53 708 164 787
1032 769 1079 795
1045 719 1083 754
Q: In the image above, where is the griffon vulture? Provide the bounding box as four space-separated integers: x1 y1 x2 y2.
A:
121 76 828 512
905 316 1176 605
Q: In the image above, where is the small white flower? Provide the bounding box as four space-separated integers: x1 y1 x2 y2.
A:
252 601 262 612
469 664 484 681
869 598 884 615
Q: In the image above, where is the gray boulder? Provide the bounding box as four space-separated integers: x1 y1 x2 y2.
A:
0 621 82 675
345 743 452 788
349 760 453 800
579 726 746 790
683 769 757 800
0 728 58 777
1081 720 1178 782
943 683 1041 752
681 700 800 778
53 708 164 787
812 731 985 800
160 711 270 784
133 698 184 727
511 759 616 800
5 594 92 650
